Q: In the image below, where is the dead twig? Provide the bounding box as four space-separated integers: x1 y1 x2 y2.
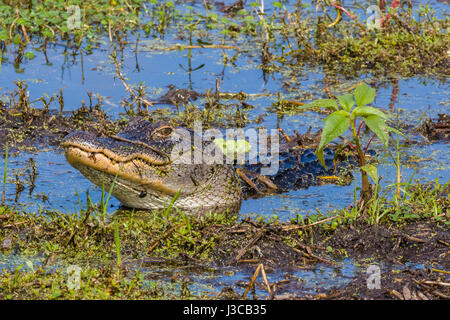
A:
20 24 30 43
0 211 17 220
256 175 277 190
3 221 27 228
237 259 260 264
228 228 248 234
236 168 260 193
260 264 272 295
431 290 450 299
323 76 334 99
292 243 337 266
437 240 450 247
242 264 262 298
9 9 20 40
280 100 306 108
390 289 404 300
241 263 271 298
329 1 366 31
308 251 336 266
281 215 340 231
394 232 426 243
111 50 154 108
229 230 265 265
150 44 239 51
146 222 186 254
422 281 450 287
278 128 291 142
413 279 450 299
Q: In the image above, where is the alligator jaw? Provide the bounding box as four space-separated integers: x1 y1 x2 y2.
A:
62 144 179 197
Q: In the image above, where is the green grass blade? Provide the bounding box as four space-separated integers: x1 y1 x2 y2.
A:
2 143 8 206
163 188 182 217
114 219 121 267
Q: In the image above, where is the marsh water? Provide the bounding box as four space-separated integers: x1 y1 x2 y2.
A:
0 0 448 298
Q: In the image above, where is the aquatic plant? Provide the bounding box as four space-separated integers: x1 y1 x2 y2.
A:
303 83 400 213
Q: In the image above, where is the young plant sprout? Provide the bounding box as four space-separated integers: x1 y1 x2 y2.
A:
303 83 401 212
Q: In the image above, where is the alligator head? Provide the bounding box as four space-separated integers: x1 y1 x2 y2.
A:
61 117 242 214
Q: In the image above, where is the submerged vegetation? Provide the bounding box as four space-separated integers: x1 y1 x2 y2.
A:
304 83 396 210
0 0 448 78
275 4 449 78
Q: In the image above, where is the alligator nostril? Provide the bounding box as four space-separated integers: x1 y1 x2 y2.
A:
139 190 147 198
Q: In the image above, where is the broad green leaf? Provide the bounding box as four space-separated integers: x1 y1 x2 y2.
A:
208 12 219 21
354 83 376 107
304 99 338 111
316 110 350 169
337 93 354 112
364 115 390 148
361 164 379 184
24 51 35 60
25 259 35 272
243 15 255 23
213 138 251 160
235 139 251 155
273 2 283 8
0 30 8 41
387 126 404 136
352 106 388 119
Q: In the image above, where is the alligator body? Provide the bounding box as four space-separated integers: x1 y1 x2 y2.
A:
62 118 349 214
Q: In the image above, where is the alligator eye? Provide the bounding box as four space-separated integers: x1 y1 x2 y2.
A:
139 190 147 198
154 125 173 137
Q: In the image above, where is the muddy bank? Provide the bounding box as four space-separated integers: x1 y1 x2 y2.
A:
1 190 447 300
208 217 449 300
314 220 449 300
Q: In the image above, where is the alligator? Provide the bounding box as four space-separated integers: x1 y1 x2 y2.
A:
418 113 449 142
62 117 351 214
153 85 201 105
